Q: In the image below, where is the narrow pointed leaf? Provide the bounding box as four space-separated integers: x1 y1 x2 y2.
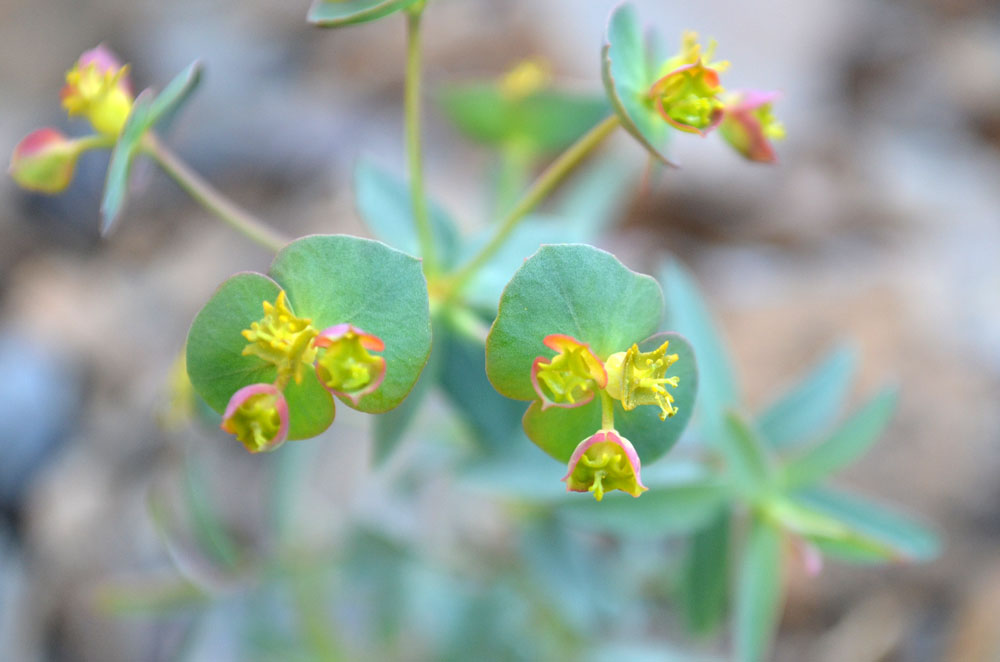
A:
660 259 738 445
100 89 155 235
146 61 203 130
735 516 784 662
308 0 420 27
681 508 731 635
719 412 772 494
355 158 460 268
782 387 897 489
792 486 941 562
437 315 524 453
559 478 727 538
758 345 857 450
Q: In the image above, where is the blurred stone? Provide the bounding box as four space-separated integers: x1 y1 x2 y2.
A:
0 331 79 513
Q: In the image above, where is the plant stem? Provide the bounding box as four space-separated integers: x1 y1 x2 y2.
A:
444 114 620 297
600 391 616 430
142 135 289 252
405 3 438 274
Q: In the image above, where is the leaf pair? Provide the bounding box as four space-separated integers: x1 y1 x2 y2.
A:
486 244 699 467
186 235 432 442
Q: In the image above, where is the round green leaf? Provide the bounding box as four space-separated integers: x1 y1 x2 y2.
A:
185 272 335 440
485 244 663 402
522 332 698 464
269 235 431 414
308 0 420 27
601 3 674 164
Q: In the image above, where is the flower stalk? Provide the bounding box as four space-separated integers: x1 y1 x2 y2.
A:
142 134 289 252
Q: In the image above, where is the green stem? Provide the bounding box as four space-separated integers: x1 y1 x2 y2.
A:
444 114 620 297
405 3 437 274
600 391 616 431
142 135 289 252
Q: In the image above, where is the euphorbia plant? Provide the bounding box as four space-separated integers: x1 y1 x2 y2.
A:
8 2 941 661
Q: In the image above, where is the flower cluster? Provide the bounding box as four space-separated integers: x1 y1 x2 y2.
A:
9 45 134 193
650 31 784 162
224 291 386 453
530 334 682 501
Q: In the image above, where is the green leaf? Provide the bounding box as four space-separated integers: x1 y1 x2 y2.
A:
486 244 662 401
601 3 674 164
269 235 432 414
758 345 857 450
185 272 335 440
522 332 697 464
719 411 772 494
659 259 738 444
437 311 525 453
371 322 439 466
734 516 784 662
183 453 241 569
354 158 460 268
99 63 203 236
681 508 731 636
146 61 203 130
462 216 588 314
792 486 941 562
558 478 727 539
782 387 897 489
765 497 901 563
308 0 420 27
100 89 156 235
439 85 610 155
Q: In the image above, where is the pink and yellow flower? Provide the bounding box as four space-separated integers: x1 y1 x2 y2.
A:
60 44 134 137
563 429 648 501
719 90 785 163
314 324 387 405
531 334 607 410
221 383 290 453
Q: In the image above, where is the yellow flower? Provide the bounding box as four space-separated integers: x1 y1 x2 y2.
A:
60 44 134 137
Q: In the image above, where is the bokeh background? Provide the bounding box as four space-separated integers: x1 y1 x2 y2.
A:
2 0 999 660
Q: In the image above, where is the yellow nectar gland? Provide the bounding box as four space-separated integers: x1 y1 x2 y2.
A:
241 291 318 386
605 340 681 421
62 62 133 137
532 335 607 409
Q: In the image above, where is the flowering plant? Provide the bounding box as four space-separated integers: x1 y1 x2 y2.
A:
7 3 939 661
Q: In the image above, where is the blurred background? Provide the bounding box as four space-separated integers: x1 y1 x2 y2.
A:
1 0 999 660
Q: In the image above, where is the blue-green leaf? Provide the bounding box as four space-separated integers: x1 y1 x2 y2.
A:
719 412 772 495
792 486 941 562
354 158 460 268
782 387 897 489
100 89 156 235
681 507 731 635
146 61 203 130
659 258 738 445
558 478 727 539
758 345 857 450
734 516 784 662
308 0 420 27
